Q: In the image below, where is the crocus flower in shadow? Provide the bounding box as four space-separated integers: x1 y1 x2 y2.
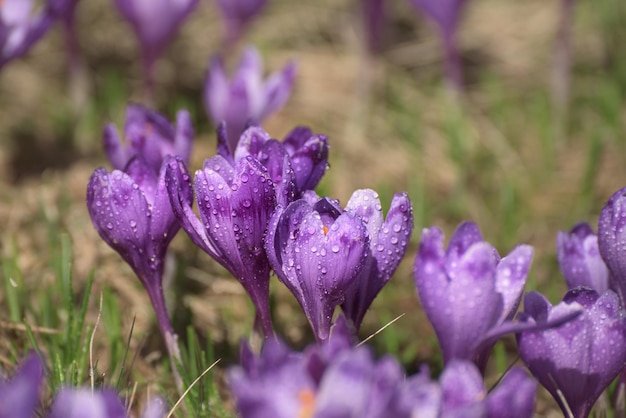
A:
214 0 268 48
104 104 193 173
229 318 408 418
0 353 44 418
598 186 626 303
217 124 329 203
557 222 609 293
406 0 470 91
165 155 276 337
265 195 370 341
0 0 57 69
112 0 199 98
414 221 582 372
517 287 626 418
517 288 626 418
341 189 413 330
87 156 191 393
204 46 296 154
360 0 385 56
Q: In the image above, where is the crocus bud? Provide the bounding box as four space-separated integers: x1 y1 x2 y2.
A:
360 0 385 55
414 221 580 372
0 353 44 418
112 0 199 94
214 0 268 46
341 189 413 330
218 124 330 202
204 46 296 154
557 222 609 293
265 196 369 341
165 155 277 337
104 104 193 173
517 288 626 418
598 186 626 302
0 0 56 68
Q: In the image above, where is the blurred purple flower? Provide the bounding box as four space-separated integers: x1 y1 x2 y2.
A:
112 0 199 95
598 186 626 302
0 353 44 418
341 189 413 330
265 195 370 341
407 0 470 90
230 319 408 418
104 104 193 173
557 222 609 293
214 0 268 47
217 124 329 203
204 46 296 154
165 155 276 336
47 389 127 418
414 221 580 372
0 0 57 69
517 288 626 418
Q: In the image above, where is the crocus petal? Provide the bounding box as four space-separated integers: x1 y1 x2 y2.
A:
439 361 486 416
486 367 536 418
141 397 167 418
495 244 534 321
558 223 610 293
87 168 151 278
173 109 193 164
260 61 297 121
0 353 44 418
47 388 127 418
444 221 488 273
103 124 127 171
598 186 626 300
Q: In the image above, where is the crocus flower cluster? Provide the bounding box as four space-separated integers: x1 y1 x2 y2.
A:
87 104 193 393
229 318 537 418
204 47 297 154
0 353 166 418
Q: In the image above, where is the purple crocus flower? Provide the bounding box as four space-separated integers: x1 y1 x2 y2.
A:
0 0 57 69
112 0 199 97
407 0 470 90
104 104 193 173
47 389 127 418
517 288 626 418
0 353 45 418
204 46 297 154
341 189 413 330
598 186 626 302
87 156 190 392
214 0 268 47
230 319 408 418
557 222 609 293
414 221 581 372
217 124 329 202
165 155 277 336
265 195 370 341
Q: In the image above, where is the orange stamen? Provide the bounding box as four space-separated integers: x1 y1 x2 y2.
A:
297 390 316 418
323 225 328 235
